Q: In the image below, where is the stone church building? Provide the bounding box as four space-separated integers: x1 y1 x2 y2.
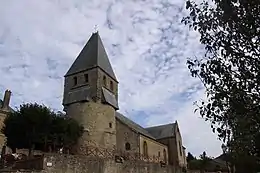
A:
62 31 187 170
0 31 187 171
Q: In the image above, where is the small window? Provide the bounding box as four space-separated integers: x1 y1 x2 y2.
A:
158 151 161 157
84 74 89 83
143 141 148 157
163 149 167 162
110 81 113 91
103 76 107 87
125 142 131 151
73 76 77 86
109 122 112 128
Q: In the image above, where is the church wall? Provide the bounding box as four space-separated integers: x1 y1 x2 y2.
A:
175 126 186 168
139 135 168 163
66 102 116 150
158 126 187 168
40 154 175 173
157 137 175 165
97 68 118 100
116 119 139 153
183 147 187 167
157 137 185 173
63 68 98 101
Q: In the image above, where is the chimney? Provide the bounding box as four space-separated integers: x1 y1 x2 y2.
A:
2 90 11 109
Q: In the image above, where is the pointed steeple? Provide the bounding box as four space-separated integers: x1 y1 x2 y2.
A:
65 32 117 82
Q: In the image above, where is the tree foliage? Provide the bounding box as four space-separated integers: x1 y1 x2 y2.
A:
187 152 196 162
182 0 260 168
188 151 213 172
1 103 83 154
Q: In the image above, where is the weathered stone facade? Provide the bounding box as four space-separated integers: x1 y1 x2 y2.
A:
66 102 117 150
175 125 187 167
154 126 187 172
62 32 187 172
139 135 168 163
116 119 139 153
98 68 118 101
41 154 175 173
0 32 187 173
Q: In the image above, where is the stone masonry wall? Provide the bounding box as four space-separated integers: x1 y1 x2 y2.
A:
116 119 139 153
41 154 175 173
158 137 175 165
63 68 98 102
97 68 118 101
175 125 186 167
139 135 168 164
66 102 116 151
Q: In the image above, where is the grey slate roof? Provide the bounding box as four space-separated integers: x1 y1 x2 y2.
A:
65 32 117 82
115 112 155 140
145 123 176 139
102 87 119 110
63 87 91 105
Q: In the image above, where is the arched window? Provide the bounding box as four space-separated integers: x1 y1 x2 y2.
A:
163 149 167 162
125 142 131 151
143 141 148 157
103 75 107 87
73 76 77 86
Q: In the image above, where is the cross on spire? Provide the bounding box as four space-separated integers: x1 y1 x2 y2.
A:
94 25 98 33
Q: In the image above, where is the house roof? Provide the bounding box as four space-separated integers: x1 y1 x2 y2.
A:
115 112 155 140
65 32 117 82
145 123 176 139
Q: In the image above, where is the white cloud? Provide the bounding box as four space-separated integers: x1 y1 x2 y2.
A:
0 0 222 157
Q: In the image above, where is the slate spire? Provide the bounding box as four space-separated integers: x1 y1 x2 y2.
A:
65 32 117 82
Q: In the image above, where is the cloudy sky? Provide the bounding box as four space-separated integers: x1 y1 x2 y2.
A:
0 0 222 157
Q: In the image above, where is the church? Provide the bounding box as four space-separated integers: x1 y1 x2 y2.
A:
62 31 187 170
0 31 187 171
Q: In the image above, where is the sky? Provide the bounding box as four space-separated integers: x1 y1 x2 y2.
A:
0 0 222 157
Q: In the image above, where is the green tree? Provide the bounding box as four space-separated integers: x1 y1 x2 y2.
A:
49 116 83 152
188 159 201 170
199 151 211 172
2 103 53 154
182 0 260 171
2 111 26 152
187 152 196 163
2 103 83 155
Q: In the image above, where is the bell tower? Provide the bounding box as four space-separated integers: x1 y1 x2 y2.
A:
62 32 119 152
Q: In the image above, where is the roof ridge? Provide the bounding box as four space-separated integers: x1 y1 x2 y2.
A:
115 112 155 139
145 122 176 129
